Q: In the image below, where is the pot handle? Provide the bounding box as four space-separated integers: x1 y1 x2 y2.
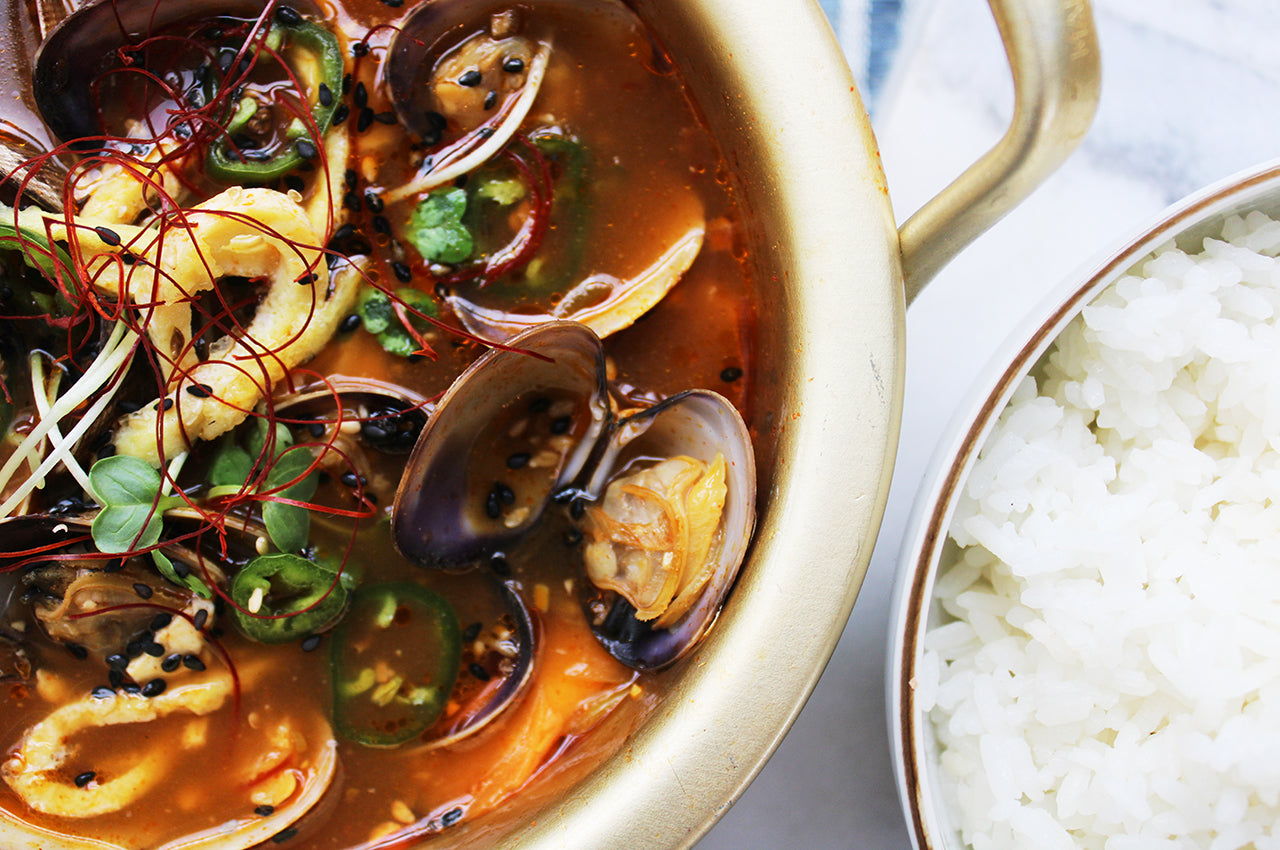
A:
897 0 1100 304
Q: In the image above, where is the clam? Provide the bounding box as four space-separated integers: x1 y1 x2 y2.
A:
33 0 322 148
385 0 553 190
392 321 755 669
274 377 435 456
420 577 536 749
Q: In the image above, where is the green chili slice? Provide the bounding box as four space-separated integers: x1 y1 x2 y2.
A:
206 20 344 183
230 553 352 643
330 582 461 747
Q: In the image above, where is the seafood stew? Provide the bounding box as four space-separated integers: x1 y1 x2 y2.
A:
0 0 758 847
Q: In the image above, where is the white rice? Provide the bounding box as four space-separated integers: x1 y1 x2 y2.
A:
922 210 1280 850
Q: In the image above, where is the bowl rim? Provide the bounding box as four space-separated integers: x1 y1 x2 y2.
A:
885 156 1280 850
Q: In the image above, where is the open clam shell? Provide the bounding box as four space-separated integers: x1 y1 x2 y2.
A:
33 0 322 148
579 388 756 670
392 320 756 669
393 321 609 568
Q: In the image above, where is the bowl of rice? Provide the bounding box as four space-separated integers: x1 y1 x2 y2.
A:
888 158 1280 850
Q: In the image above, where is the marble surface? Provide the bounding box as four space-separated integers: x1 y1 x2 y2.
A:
697 0 1280 847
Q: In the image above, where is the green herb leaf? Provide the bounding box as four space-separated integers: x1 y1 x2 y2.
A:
89 455 162 506
152 549 213 599
368 289 437 358
92 503 164 554
407 187 473 264
208 437 254 487
262 446 319 552
357 287 394 335
246 418 293 461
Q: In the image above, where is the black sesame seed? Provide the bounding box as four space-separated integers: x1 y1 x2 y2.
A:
161 397 175 411
275 5 304 26
74 771 95 788
550 415 572 434
141 679 166 697
353 81 368 109
106 653 128 671
495 482 515 505
357 106 375 132
340 471 360 488
343 191 362 212
182 654 206 671
97 443 116 459
382 0 403 7
129 581 153 600
125 640 145 659
161 654 182 673
143 641 165 658
477 127 495 139
570 498 586 520
490 555 511 577
122 681 141 694
352 41 368 58
66 642 88 660
150 613 173 632
255 804 275 817
391 262 412 283
172 560 191 579
296 271 318 285
503 56 525 74
317 81 333 107
339 313 361 333
108 669 124 689
720 366 744 383
331 102 350 125
120 250 138 265
360 423 388 442
484 489 502 519
295 139 318 160
506 452 530 469
92 686 115 699
364 191 385 213
300 634 322 652
272 827 300 844
461 622 482 642
186 383 213 398
458 69 482 88
442 808 463 827
94 225 122 246
308 421 327 438
468 662 491 681
344 167 357 189
483 90 497 110
333 223 356 242
372 215 391 235
193 609 209 631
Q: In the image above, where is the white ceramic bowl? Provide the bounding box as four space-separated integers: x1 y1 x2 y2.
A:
886 157 1280 849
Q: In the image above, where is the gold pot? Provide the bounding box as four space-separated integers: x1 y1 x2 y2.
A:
440 0 1100 846
0 0 1100 846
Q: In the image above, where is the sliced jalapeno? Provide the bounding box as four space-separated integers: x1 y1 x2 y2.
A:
330 582 461 747
230 553 352 643
206 20 344 183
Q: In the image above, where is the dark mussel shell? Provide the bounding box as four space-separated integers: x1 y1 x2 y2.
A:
393 321 610 568
33 0 322 148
